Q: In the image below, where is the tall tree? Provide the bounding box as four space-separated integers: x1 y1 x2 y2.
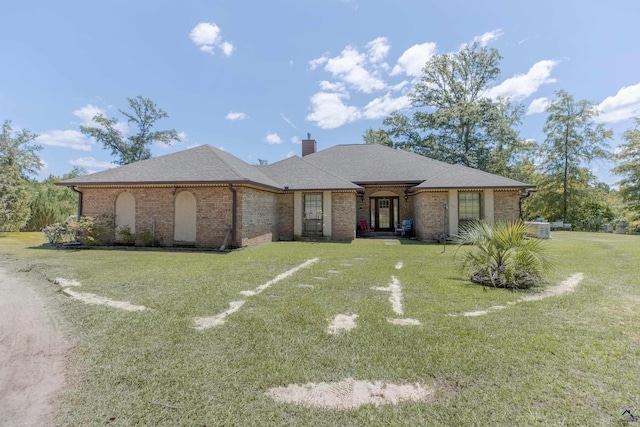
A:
25 167 87 231
535 90 612 222
363 43 525 174
612 117 640 224
80 96 179 165
0 120 42 231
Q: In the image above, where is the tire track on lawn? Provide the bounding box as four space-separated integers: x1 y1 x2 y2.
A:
194 258 319 330
452 273 584 317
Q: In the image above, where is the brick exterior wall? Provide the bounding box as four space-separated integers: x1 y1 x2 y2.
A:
276 193 294 241
413 191 448 241
494 190 521 222
331 192 356 240
79 186 234 247
78 185 523 248
239 187 278 247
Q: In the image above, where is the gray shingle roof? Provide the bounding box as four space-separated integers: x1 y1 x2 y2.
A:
260 156 361 191
303 144 531 189
59 145 282 189
302 144 451 184
59 142 532 191
412 164 531 189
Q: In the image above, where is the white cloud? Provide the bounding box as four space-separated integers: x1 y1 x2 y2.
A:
472 29 504 47
189 22 234 57
324 46 387 93
72 104 105 126
291 136 300 144
264 132 282 144
68 157 117 170
280 114 297 129
362 93 411 119
518 37 531 45
366 37 390 63
389 80 410 92
72 103 128 134
178 131 188 141
286 151 296 158
36 130 94 151
597 82 640 123
391 42 437 77
318 80 346 92
484 60 558 100
220 41 234 57
526 97 550 115
190 22 220 46
309 54 329 70
306 92 361 129
225 111 247 121
338 0 358 10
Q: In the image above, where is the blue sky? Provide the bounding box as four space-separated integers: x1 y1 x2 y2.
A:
1 0 639 186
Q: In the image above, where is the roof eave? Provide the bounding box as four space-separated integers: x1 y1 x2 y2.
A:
56 179 284 192
408 184 535 192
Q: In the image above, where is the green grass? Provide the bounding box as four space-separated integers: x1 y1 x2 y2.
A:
2 232 640 426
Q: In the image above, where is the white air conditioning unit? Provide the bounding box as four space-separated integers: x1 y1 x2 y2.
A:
525 221 551 239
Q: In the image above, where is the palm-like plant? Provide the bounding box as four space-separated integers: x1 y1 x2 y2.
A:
455 221 554 289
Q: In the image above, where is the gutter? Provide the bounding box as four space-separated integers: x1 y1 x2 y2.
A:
228 183 237 247
71 186 83 219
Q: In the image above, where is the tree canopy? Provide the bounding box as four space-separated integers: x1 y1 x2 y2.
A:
80 96 179 165
0 119 42 177
0 120 42 231
523 90 612 224
613 118 640 224
363 43 528 175
25 167 87 231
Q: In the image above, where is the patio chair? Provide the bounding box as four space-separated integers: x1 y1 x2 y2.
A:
395 217 413 237
358 220 373 235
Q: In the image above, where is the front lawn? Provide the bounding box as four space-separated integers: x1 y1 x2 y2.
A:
1 232 639 426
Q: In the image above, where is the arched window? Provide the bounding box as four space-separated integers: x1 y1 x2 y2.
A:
115 192 136 234
174 191 197 242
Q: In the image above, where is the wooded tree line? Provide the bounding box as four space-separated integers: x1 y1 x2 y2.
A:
363 42 640 232
1 96 178 231
1 48 640 232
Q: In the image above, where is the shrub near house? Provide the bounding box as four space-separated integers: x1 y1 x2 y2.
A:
456 221 554 289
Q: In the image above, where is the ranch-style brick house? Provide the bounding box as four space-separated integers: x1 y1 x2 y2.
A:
59 139 533 248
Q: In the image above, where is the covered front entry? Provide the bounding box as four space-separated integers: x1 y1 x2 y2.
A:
370 197 399 231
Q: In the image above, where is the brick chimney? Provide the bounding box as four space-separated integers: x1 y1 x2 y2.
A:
301 133 316 157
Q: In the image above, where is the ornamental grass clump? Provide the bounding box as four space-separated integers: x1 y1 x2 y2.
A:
455 221 554 289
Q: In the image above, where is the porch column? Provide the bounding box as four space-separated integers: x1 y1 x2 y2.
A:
448 190 458 236
293 192 302 237
484 189 495 225
322 191 332 238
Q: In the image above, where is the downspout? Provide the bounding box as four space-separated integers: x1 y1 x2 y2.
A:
71 186 83 219
519 189 533 221
228 184 237 247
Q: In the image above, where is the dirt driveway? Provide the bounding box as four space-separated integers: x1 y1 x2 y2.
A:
0 262 71 427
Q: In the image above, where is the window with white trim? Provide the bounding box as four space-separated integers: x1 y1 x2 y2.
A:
458 192 481 229
303 193 323 236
